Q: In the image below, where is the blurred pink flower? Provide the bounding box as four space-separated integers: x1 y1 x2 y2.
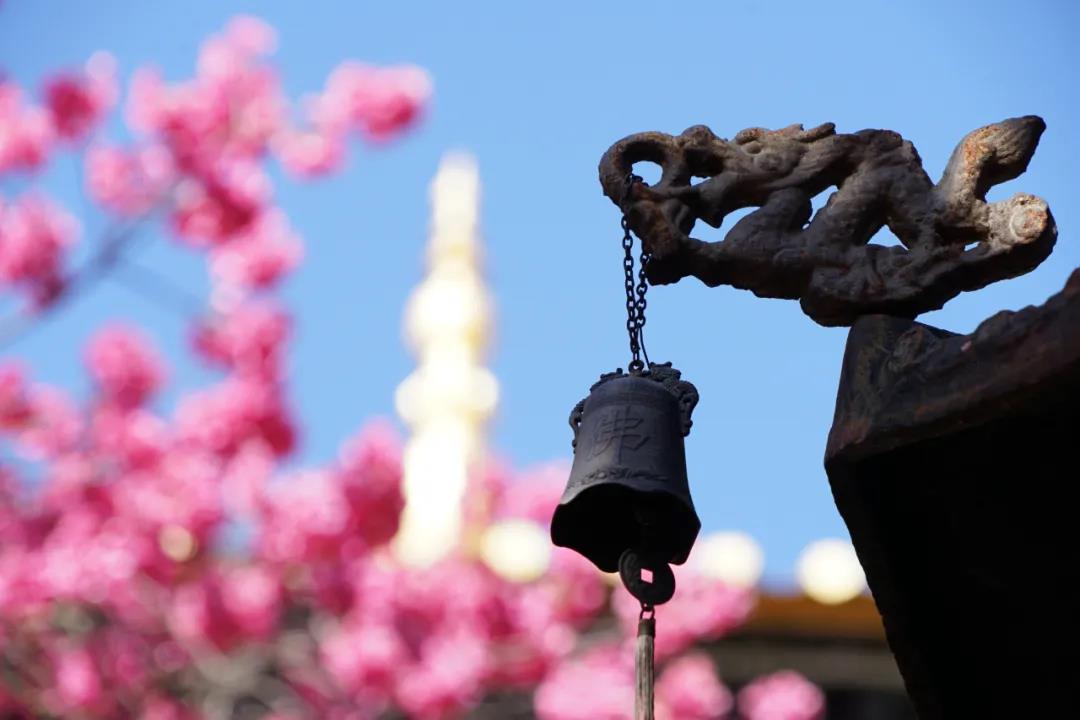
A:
738 670 826 720
274 128 345 177
170 567 280 650
172 163 269 245
193 301 290 380
126 67 218 171
15 384 82 459
169 575 238 649
220 438 275 517
0 361 33 429
544 547 609 628
315 62 431 142
220 564 282 638
128 16 284 174
322 618 405 703
534 643 635 720
489 587 576 687
85 325 166 408
85 143 175 215
43 52 117 141
118 447 224 549
389 559 506 653
210 210 303 289
0 192 78 303
88 405 170 469
656 653 733 720
337 421 405 548
395 625 490 720
38 452 99 510
222 16 278 58
307 559 356 615
256 469 352 563
0 82 55 172
49 645 104 712
176 376 295 457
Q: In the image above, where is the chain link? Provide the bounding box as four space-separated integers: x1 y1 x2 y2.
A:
620 174 650 372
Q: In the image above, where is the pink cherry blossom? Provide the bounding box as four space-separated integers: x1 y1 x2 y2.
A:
544 547 608 627
387 559 505 652
0 192 78 303
116 447 224 548
738 671 826 720
172 163 269 245
38 451 99 511
0 82 55 173
209 210 303 289
126 67 214 168
15 384 83 459
0 362 33 429
314 62 432 142
49 645 104 712
274 128 345 177
220 564 282 638
395 625 491 720
488 587 576 687
88 405 170 469
128 24 284 172
193 301 290 379
85 324 166 408
223 16 278 58
256 469 352 563
170 567 283 649
85 143 175 215
534 643 635 720
305 559 356 615
656 653 733 720
176 376 296 457
337 421 405 548
322 618 406 703
43 52 117 141
169 575 240 649
220 439 275 517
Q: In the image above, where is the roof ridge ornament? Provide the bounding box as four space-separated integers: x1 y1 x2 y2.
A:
599 116 1057 326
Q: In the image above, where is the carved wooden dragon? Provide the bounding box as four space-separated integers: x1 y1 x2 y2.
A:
599 116 1056 326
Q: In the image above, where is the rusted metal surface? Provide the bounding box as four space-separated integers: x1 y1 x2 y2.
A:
599 117 1056 326
826 267 1080 464
823 269 1080 719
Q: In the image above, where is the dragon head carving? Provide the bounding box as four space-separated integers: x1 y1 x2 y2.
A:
599 116 1055 325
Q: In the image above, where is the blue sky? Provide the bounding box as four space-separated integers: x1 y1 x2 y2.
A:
2 0 1077 584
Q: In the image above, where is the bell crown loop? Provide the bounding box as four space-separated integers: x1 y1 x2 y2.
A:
569 362 699 447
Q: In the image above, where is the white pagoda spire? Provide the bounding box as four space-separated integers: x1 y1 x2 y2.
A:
392 152 498 567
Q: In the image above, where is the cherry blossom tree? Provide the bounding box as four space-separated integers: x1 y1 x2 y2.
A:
0 16 824 720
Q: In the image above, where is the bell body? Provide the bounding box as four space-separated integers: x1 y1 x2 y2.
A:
551 365 700 573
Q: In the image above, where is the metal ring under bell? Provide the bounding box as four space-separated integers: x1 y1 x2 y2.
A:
618 549 676 606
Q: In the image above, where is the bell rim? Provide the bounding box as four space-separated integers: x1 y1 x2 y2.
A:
550 480 701 572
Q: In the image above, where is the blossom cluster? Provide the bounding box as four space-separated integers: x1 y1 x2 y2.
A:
0 15 825 720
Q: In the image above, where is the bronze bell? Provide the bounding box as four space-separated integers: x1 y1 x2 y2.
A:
551 362 700 574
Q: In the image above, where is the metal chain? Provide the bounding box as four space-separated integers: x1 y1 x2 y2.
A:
636 244 651 368
620 174 650 373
